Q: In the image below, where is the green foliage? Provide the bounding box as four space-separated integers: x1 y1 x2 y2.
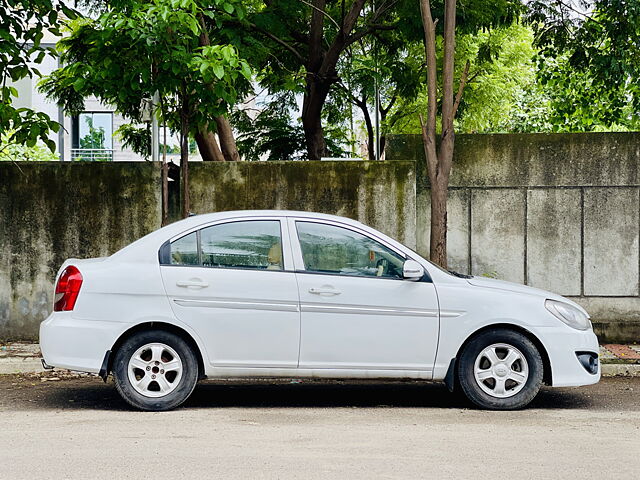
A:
232 93 305 160
527 0 640 131
232 92 348 160
0 131 58 161
0 0 74 150
115 124 151 160
456 24 537 132
389 24 537 134
227 0 526 154
40 0 253 155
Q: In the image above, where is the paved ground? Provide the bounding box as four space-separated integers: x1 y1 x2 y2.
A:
0 374 638 480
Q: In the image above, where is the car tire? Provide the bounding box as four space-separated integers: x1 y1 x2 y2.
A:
112 330 199 411
457 329 544 410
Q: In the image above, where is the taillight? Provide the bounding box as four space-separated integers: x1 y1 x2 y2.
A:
54 266 83 312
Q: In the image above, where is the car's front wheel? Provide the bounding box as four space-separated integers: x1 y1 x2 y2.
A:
457 329 544 410
112 330 199 411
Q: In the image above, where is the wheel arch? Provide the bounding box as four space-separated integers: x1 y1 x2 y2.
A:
446 323 552 390
106 321 206 380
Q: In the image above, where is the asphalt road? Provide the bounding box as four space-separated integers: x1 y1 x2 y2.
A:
0 374 638 480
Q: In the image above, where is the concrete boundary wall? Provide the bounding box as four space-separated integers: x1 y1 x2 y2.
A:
188 161 417 248
0 163 163 340
0 161 415 340
387 133 640 338
2 133 640 341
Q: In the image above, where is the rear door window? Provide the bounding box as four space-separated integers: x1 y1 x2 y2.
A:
161 220 283 271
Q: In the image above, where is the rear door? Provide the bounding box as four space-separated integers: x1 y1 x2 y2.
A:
290 218 440 371
160 217 300 368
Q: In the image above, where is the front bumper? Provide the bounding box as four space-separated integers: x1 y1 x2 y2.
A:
39 312 124 373
536 325 601 387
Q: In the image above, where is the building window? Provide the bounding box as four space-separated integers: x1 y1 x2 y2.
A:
71 112 113 161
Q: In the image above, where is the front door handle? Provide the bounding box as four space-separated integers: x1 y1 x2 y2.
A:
309 287 341 296
176 279 209 289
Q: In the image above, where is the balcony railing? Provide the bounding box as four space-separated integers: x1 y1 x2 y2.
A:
71 149 114 162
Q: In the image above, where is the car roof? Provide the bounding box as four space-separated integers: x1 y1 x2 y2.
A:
110 210 368 261
176 210 364 228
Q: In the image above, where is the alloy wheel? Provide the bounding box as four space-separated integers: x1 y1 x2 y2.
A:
127 343 183 398
473 343 529 398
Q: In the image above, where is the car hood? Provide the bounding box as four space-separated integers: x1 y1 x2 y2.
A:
466 277 589 316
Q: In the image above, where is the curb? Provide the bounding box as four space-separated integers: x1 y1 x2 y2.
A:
601 364 640 377
0 357 45 375
1 356 639 377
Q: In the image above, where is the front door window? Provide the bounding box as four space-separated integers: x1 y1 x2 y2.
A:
296 221 405 278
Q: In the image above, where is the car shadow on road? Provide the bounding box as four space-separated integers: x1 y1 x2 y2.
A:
26 378 595 411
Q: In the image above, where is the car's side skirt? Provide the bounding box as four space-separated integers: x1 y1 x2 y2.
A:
203 366 434 380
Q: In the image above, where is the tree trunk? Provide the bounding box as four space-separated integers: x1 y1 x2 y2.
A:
302 80 331 160
300 0 367 160
195 128 225 162
197 13 240 162
160 98 169 226
361 101 375 161
419 0 462 269
180 106 190 219
429 172 449 268
214 115 241 161
162 156 169 226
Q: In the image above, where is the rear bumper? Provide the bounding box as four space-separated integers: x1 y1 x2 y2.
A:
536 326 601 387
39 312 124 373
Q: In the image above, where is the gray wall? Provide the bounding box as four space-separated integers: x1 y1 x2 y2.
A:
0 163 162 340
0 161 415 340
387 132 640 338
2 133 640 341
188 161 416 247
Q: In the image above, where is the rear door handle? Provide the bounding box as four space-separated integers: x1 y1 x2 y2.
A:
309 287 341 296
176 279 209 289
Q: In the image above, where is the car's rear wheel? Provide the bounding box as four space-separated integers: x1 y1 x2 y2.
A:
112 330 198 411
457 329 543 410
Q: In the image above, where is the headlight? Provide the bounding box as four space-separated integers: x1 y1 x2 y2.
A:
545 299 591 331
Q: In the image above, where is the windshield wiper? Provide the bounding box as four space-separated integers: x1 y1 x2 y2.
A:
448 270 473 279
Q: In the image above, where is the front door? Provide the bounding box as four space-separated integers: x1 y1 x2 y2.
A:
160 218 300 368
291 219 440 371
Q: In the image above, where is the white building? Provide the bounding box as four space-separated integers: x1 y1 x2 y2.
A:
11 30 145 162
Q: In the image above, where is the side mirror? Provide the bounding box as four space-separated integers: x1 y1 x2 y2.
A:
403 259 424 281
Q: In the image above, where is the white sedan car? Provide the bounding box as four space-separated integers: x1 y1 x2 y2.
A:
40 210 600 411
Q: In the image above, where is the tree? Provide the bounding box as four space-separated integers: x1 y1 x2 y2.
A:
230 1 400 160
0 0 74 152
417 0 521 267
41 0 252 217
336 35 423 160
231 90 349 160
527 0 640 131
388 24 537 135
0 131 58 161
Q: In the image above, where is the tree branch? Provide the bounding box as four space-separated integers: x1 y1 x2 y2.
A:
249 22 306 63
309 0 327 70
318 0 367 78
380 93 397 117
298 0 340 30
419 0 438 182
440 0 456 141
344 22 398 49
452 59 470 118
